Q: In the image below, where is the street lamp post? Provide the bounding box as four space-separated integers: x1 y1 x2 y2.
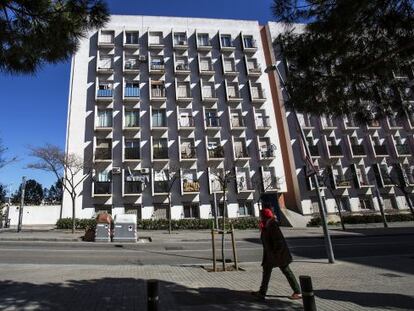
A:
265 63 335 263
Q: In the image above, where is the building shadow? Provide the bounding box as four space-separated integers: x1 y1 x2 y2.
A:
315 289 414 310
0 278 301 311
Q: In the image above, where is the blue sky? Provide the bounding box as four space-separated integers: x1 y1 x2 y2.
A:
0 0 275 195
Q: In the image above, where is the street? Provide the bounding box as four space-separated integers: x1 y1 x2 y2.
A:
0 234 413 269
0 230 413 310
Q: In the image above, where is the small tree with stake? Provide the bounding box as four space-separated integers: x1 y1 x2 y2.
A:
28 144 92 233
209 157 238 271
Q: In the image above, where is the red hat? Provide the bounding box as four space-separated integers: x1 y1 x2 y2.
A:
261 208 274 219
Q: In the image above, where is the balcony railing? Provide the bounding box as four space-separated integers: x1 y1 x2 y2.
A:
152 119 167 128
396 144 411 155
231 118 245 128
94 182 111 194
153 148 168 159
328 145 343 156
125 148 140 160
374 145 388 156
181 149 196 159
154 181 169 193
150 63 165 70
256 116 270 128
209 148 224 158
261 149 275 158
235 149 249 158
176 63 189 71
183 181 200 192
124 87 140 97
206 117 220 127
95 149 111 160
351 145 366 156
179 118 195 127
97 89 113 97
124 181 142 194
151 88 166 98
335 176 352 188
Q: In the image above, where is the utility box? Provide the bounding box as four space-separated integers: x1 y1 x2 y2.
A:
113 214 137 242
95 213 112 242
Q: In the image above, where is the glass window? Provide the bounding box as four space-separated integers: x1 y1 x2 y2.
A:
183 203 199 218
126 32 139 44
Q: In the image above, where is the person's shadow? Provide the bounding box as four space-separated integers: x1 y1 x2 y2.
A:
0 277 302 310
316 289 414 310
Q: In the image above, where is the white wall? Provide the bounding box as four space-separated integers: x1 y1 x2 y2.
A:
6 205 61 226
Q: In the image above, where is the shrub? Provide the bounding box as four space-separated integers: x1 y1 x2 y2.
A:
56 218 96 230
307 213 414 227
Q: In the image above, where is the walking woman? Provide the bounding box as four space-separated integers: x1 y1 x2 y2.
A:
252 207 302 300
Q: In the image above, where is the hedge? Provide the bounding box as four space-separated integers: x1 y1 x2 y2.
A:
307 213 414 227
56 217 260 230
56 218 96 230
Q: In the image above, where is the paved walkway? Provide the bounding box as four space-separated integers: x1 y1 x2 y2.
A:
0 255 413 310
0 222 413 243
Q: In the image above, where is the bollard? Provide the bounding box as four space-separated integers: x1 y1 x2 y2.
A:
147 279 159 311
299 275 317 311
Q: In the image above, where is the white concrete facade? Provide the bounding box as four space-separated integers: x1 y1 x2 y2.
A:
63 15 287 221
266 22 414 216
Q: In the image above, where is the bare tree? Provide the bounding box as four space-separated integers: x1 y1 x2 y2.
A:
209 157 238 271
28 144 92 233
0 138 17 169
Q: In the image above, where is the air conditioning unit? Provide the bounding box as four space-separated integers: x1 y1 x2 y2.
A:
140 168 150 174
139 55 147 62
112 167 121 174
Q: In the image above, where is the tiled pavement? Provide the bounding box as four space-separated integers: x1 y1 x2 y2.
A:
0 255 413 310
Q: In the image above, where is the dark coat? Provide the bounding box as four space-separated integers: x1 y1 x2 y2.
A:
261 219 292 268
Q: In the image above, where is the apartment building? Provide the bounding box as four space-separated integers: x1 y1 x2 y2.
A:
63 16 286 220
265 22 414 216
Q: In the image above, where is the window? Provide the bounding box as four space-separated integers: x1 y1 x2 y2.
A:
338 196 351 211
197 33 209 46
205 110 219 126
211 202 224 217
200 57 212 71
359 196 374 210
177 82 190 98
125 139 140 159
221 35 232 47
97 110 112 127
100 30 114 43
153 203 168 219
238 201 253 216
98 55 112 69
183 203 199 218
153 138 168 159
97 170 111 182
224 58 235 72
153 170 169 193
174 33 187 45
125 110 139 127
125 31 139 44
152 109 166 127
95 139 111 160
243 36 255 48
149 32 163 45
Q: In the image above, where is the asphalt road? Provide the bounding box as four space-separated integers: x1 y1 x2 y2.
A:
0 235 413 268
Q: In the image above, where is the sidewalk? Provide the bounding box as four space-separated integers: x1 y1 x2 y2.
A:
0 256 413 310
0 221 413 243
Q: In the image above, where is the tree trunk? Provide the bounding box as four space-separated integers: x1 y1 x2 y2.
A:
71 196 76 234
221 188 226 271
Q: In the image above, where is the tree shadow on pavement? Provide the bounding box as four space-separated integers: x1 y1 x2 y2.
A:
315 289 414 310
0 278 302 311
